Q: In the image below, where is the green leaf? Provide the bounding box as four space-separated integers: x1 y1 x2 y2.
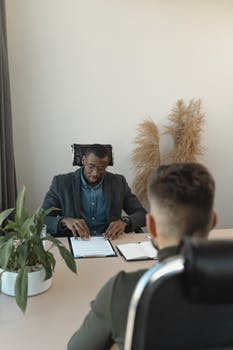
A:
44 235 63 246
33 242 48 266
17 241 29 267
0 233 14 244
57 245 77 274
32 240 53 280
45 235 77 274
15 186 26 219
42 206 61 216
43 264 53 280
0 238 14 269
0 208 14 226
46 251 56 272
26 206 60 237
15 266 28 313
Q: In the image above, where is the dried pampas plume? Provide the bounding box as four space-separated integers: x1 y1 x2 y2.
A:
131 118 160 209
164 99 205 163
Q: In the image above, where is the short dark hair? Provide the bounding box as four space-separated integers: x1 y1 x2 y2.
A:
148 163 215 237
85 144 110 160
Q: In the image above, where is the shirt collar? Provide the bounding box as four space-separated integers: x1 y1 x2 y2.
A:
157 245 180 261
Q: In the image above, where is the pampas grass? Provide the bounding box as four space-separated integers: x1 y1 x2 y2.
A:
131 118 160 209
131 99 205 210
164 99 205 163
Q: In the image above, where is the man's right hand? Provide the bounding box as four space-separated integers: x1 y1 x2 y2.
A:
61 218 90 239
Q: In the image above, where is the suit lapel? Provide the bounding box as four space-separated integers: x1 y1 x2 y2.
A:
72 168 82 217
103 172 112 222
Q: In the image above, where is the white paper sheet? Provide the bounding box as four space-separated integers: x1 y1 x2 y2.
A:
69 236 116 258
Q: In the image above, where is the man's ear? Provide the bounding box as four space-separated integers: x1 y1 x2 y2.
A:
211 212 217 229
82 156 86 166
146 213 157 239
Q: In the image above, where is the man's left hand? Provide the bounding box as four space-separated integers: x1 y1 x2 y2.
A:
104 220 127 240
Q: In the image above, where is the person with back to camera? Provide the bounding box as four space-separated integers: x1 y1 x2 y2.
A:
42 144 147 240
67 162 217 350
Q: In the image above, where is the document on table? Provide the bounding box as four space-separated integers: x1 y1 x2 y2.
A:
117 241 158 261
68 236 116 258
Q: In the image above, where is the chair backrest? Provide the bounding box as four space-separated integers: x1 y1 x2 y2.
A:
71 144 113 166
124 238 233 350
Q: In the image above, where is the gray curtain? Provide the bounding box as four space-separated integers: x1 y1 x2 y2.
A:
0 0 17 211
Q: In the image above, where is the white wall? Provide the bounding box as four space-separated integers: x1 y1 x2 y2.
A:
5 0 233 228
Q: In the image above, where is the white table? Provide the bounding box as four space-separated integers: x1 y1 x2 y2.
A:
0 233 154 350
0 229 232 350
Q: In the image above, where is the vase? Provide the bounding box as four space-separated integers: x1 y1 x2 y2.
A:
0 267 52 296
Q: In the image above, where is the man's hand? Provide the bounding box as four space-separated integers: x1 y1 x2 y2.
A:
104 220 127 240
61 217 90 239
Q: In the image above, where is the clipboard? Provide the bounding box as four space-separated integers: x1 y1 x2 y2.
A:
68 236 116 259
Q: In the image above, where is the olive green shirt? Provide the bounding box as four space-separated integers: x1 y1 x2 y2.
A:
67 245 179 350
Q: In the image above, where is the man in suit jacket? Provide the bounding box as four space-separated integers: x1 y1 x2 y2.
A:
42 144 146 239
67 162 217 350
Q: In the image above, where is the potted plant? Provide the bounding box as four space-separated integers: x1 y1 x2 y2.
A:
0 186 77 313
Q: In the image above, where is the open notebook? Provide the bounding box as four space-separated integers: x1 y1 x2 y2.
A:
117 240 158 261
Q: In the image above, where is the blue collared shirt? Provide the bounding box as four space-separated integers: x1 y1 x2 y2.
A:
80 170 108 235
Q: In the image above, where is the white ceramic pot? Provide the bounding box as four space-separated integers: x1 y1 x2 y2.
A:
0 267 52 296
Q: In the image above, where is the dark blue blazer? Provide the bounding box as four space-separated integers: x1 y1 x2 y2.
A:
42 168 146 235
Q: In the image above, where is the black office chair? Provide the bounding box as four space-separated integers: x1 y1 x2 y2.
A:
124 238 233 350
71 144 113 166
